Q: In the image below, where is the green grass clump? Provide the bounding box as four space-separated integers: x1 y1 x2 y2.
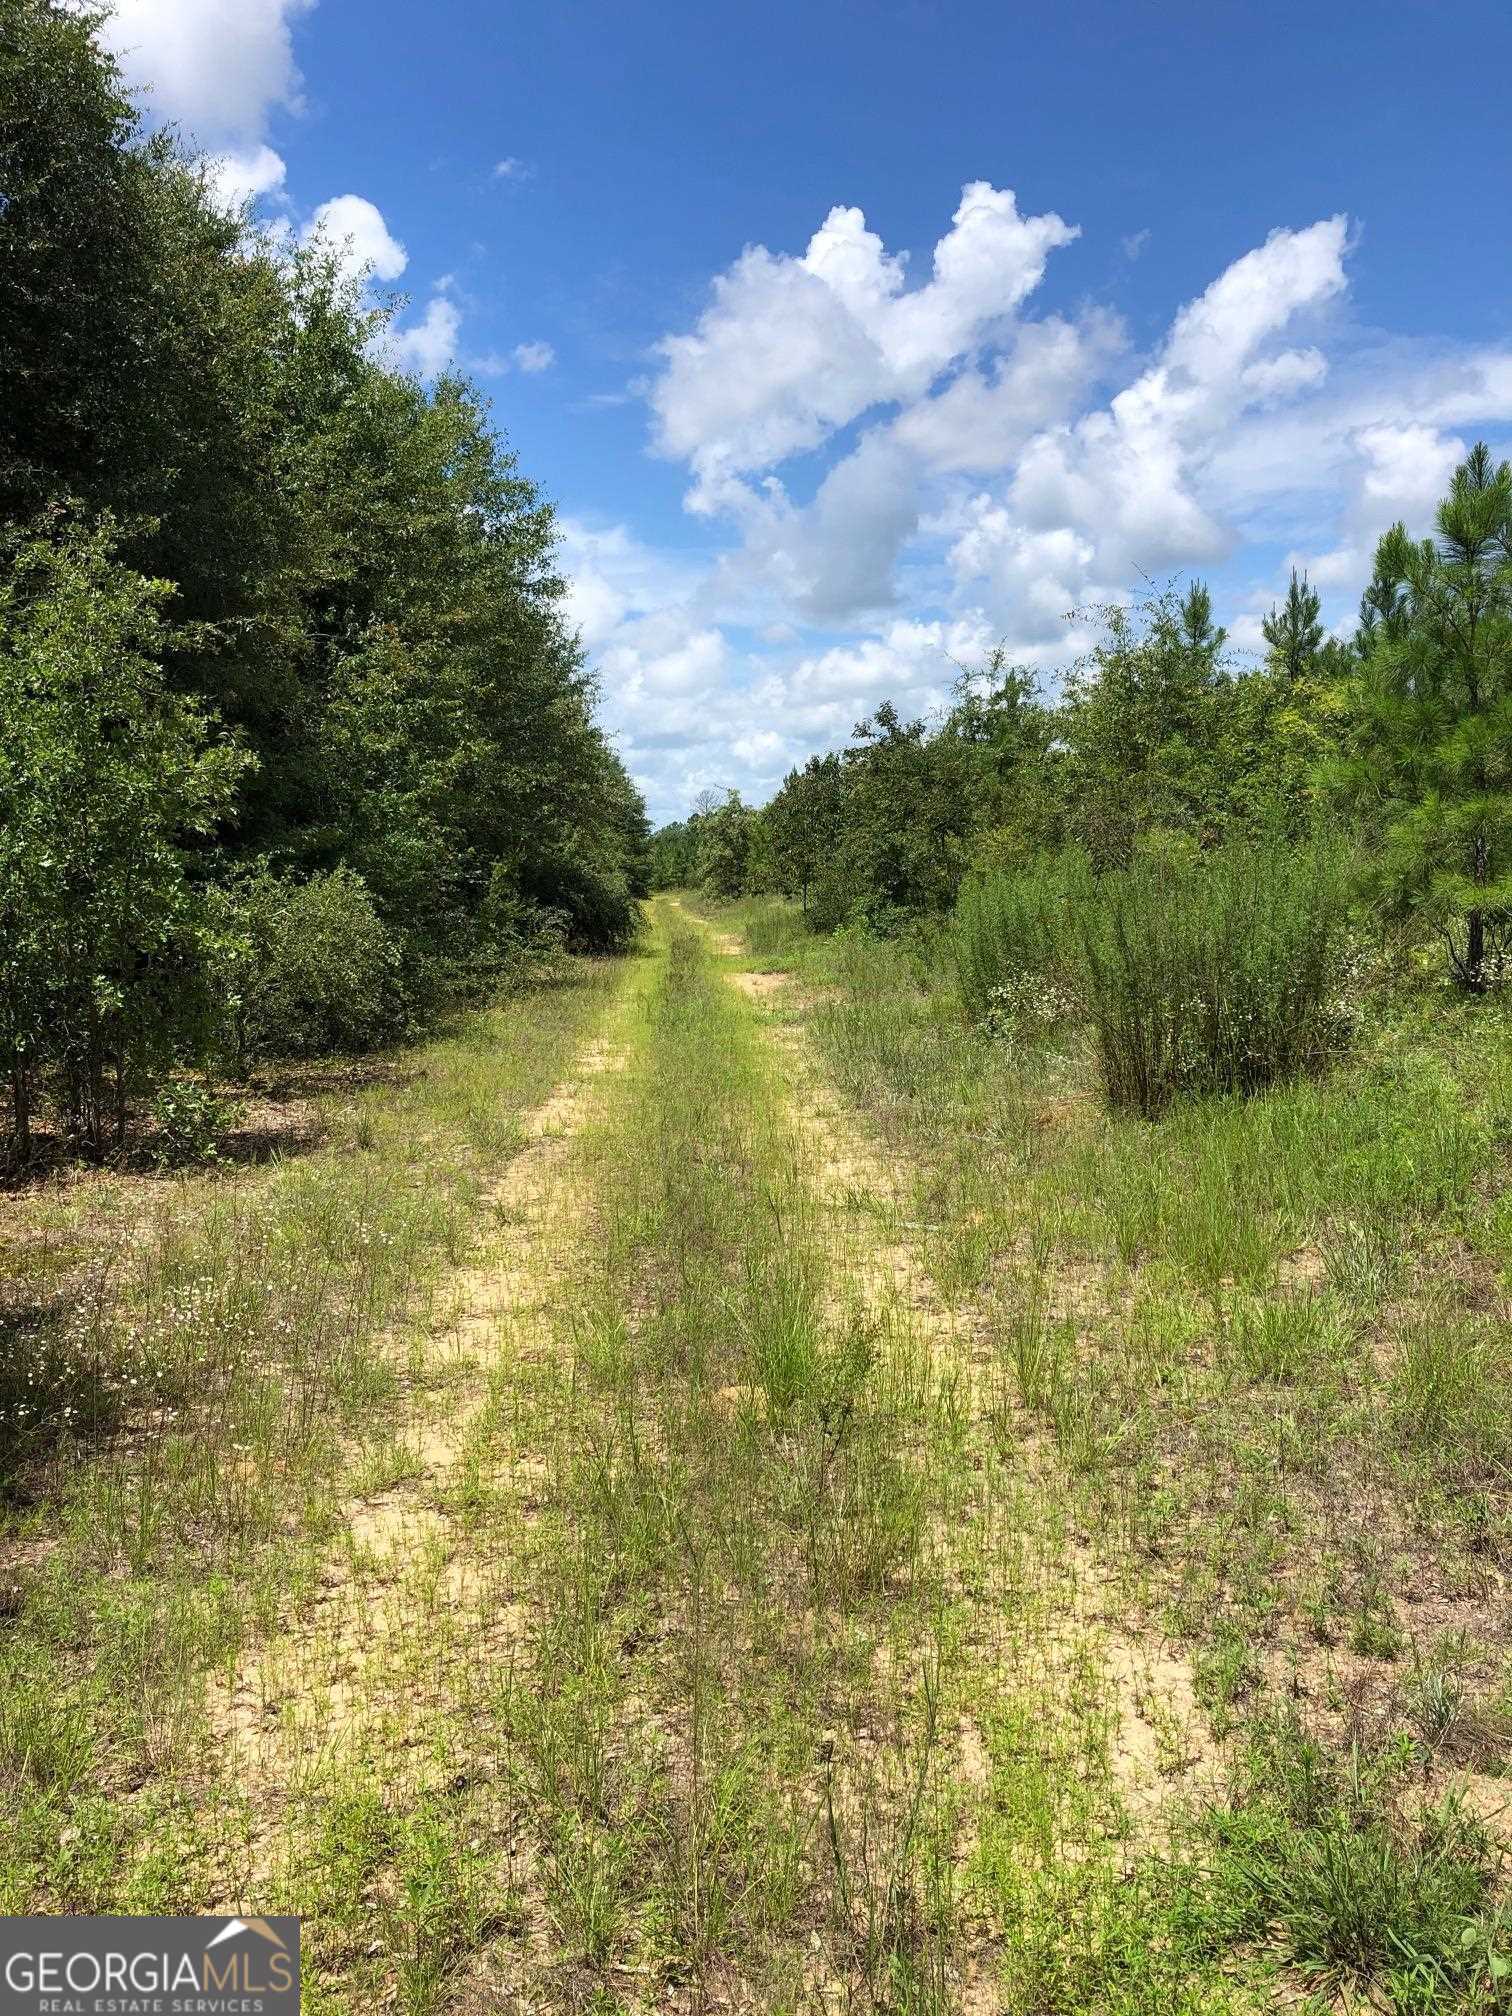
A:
1079 836 1357 1117
1204 1712 1511 2006
951 850 1091 1028
733 895 815 961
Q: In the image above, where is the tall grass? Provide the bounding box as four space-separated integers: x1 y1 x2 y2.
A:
1080 837 1356 1117
738 896 813 961
688 892 813 963
951 851 1091 1026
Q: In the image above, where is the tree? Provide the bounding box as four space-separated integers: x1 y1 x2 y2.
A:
1340 444 1512 990
939 652 1060 862
647 820 702 890
813 703 977 930
1060 583 1231 865
697 792 757 898
2 0 649 1112
1355 545 1412 659
764 754 846 911
1218 573 1350 839
1262 569 1325 681
0 519 247 1154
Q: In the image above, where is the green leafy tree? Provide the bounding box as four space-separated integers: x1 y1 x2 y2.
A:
1219 572 1351 838
210 866 402 1075
3 0 648 1068
764 754 847 911
813 703 978 931
647 820 702 890
1340 443 1512 990
697 792 758 898
0 519 247 1154
1060 583 1230 865
939 652 1061 864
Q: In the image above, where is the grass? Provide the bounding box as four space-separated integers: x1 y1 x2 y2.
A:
3 891 1510 2009
0 962 618 1920
692 890 1512 2008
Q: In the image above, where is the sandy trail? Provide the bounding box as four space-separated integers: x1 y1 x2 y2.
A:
206 1027 624 1874
702 918 1207 1838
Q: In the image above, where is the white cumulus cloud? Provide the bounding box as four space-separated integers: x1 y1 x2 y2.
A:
101 0 314 212
385 295 462 377
100 0 312 142
304 194 408 285
204 142 288 209
595 198 1512 821
650 182 1079 510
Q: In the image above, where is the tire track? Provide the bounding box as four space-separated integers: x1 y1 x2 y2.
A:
204 1024 626 1885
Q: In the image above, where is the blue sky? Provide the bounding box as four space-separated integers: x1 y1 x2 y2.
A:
103 0 1512 822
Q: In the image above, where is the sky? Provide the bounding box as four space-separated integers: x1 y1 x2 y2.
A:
99 0 1512 825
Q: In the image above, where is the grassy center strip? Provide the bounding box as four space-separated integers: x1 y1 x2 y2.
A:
462 901 967 2012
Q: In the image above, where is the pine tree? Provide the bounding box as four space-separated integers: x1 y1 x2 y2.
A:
1262 569 1325 680
1342 444 1512 990
1180 581 1227 667
1355 550 1411 658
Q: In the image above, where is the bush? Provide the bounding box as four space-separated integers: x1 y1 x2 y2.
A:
1079 837 1356 1118
517 851 638 954
217 868 404 1072
807 864 860 936
472 875 570 992
952 851 1092 1027
148 1079 242 1166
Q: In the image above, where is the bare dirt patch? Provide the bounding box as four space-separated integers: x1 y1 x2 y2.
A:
731 969 789 1000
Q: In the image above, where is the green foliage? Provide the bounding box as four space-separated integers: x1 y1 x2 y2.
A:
1261 567 1324 680
0 517 247 1155
214 868 403 1072
1205 1712 1507 2003
647 819 701 891
696 792 760 898
951 853 1092 1027
1058 583 1231 867
816 702 980 931
147 1080 242 1167
1338 444 1512 991
659 583 1350 946
0 0 646 1155
761 753 846 911
1078 836 1356 1117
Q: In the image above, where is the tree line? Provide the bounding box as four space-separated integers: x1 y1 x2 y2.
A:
654 444 1512 1005
0 0 648 1161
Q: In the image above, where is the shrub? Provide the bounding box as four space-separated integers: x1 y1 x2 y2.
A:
807 864 860 935
951 852 1092 1027
554 859 638 953
216 867 404 1072
517 851 638 954
147 1079 242 1166
0 520 248 1156
1079 837 1356 1118
476 879 570 988
979 973 1082 1049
